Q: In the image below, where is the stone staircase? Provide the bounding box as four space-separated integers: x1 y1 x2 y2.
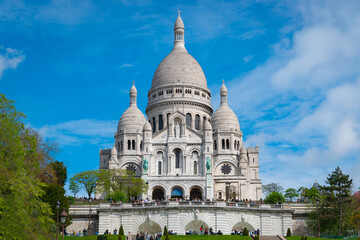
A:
260 235 284 240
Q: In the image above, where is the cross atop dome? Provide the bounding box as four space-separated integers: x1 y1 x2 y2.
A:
177 10 181 16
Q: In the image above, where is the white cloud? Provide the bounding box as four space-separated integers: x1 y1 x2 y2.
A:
243 55 254 63
223 0 360 190
120 63 134 68
0 46 25 79
36 119 117 146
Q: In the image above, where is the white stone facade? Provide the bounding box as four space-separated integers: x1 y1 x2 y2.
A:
99 12 262 202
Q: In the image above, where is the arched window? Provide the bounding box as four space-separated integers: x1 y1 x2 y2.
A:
158 161 162 175
140 141 143 151
152 117 156 133
158 115 163 130
175 149 181 168
214 140 217 150
226 139 230 149
166 113 171 127
132 140 135 150
195 114 200 130
203 116 207 129
194 161 197 175
186 113 192 128
117 142 120 151
120 141 123 151
234 141 236 149
237 142 240 150
222 139 225 149
128 140 131 150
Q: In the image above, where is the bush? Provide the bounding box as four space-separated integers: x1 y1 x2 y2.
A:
264 191 286 204
165 234 170 240
164 225 168 236
118 224 124 240
305 236 308 240
253 235 260 240
97 235 108 240
301 236 304 240
243 227 249 236
107 190 128 203
287 228 291 236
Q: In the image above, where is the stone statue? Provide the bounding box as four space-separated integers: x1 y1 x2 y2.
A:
175 122 180 137
142 158 148 173
194 209 199 220
206 157 211 172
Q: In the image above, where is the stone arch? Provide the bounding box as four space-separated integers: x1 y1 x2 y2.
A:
170 185 185 199
232 221 255 231
152 186 165 201
173 148 183 169
185 220 209 232
189 186 203 200
138 221 162 234
214 161 237 176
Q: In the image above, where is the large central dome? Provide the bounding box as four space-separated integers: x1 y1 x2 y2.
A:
151 47 208 89
150 12 208 91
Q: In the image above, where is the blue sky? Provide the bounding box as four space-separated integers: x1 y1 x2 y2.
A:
1 0 359 195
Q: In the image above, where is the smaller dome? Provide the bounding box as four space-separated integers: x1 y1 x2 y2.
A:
111 145 117 155
117 105 146 132
204 119 212 131
220 79 227 95
174 11 184 29
211 104 240 131
143 121 152 132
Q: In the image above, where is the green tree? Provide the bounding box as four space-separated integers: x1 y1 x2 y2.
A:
96 169 148 201
243 227 249 236
287 228 291 236
264 191 285 204
285 188 299 202
69 180 81 198
262 183 283 196
70 170 98 198
163 225 168 236
118 224 124 240
0 94 54 239
50 161 67 186
321 166 353 235
304 187 320 201
349 191 360 236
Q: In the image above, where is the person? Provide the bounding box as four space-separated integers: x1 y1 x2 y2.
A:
217 229 223 235
127 231 132 240
83 228 87 236
114 228 118 235
200 225 203 235
104 229 109 235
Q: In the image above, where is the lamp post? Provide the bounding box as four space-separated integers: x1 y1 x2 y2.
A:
88 198 92 235
225 181 231 201
56 200 60 240
316 197 320 238
60 208 68 240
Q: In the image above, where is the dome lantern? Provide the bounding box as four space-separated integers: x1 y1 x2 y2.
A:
174 10 185 49
130 81 137 106
220 79 228 105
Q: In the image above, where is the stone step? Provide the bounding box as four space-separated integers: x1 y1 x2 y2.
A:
260 236 281 240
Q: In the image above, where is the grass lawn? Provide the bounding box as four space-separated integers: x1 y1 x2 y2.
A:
286 237 352 240
63 235 252 240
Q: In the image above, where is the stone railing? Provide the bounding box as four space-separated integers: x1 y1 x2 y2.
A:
105 201 284 210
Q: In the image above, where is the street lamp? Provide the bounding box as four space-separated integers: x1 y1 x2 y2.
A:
56 200 60 240
316 197 320 238
60 208 68 240
88 198 92 235
225 182 231 201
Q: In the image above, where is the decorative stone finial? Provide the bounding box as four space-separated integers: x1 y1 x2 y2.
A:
177 10 181 16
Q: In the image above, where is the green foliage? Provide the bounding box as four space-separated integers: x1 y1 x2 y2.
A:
119 224 124 235
304 236 308 240
96 169 148 201
242 227 249 236
304 187 320 201
70 170 98 198
50 161 67 186
69 180 80 198
41 183 71 226
97 235 108 240
107 190 128 203
349 191 360 231
286 228 291 236
0 94 54 239
253 235 260 240
300 236 304 240
165 234 170 240
164 225 168 236
262 183 283 196
285 188 299 202
264 191 285 204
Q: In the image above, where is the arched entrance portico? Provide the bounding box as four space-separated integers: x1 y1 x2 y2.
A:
138 221 162 234
152 187 165 201
232 221 255 231
185 220 209 233
171 187 184 199
189 187 202 201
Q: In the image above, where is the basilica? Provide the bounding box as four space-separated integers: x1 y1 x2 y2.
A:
99 13 262 202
